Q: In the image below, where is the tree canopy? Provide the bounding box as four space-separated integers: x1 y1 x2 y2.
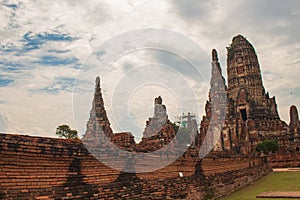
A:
256 139 279 154
56 124 78 139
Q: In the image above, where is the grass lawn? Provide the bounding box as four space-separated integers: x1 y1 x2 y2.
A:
219 172 300 200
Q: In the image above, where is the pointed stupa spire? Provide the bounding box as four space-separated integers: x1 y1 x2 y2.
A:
289 105 300 143
290 105 299 126
83 76 114 142
211 49 222 74
94 76 102 101
212 49 218 62
95 76 100 88
210 49 226 91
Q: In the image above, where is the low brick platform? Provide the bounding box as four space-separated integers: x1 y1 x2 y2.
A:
257 191 300 198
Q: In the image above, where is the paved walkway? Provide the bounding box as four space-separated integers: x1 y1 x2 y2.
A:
256 170 300 198
273 168 300 172
256 191 300 198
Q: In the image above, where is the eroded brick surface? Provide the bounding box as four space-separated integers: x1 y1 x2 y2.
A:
0 133 271 199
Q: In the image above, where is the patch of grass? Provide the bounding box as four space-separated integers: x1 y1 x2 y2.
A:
219 172 300 200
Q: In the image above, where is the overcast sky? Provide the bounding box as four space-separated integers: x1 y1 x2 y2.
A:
0 0 300 139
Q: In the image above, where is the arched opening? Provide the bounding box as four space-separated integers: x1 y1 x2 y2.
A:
240 109 247 121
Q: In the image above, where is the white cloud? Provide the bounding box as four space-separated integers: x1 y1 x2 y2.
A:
0 0 299 138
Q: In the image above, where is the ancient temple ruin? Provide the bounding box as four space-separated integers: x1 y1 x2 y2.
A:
138 96 177 152
0 34 299 200
289 105 300 150
83 35 299 157
82 77 114 149
82 80 177 152
200 35 293 155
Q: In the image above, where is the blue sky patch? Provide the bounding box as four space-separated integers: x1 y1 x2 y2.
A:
0 43 18 54
0 61 32 72
20 32 77 52
0 60 22 68
0 78 13 87
1 3 18 9
36 55 78 66
47 49 70 54
31 77 76 94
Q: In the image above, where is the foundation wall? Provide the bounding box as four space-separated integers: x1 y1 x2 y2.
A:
0 133 271 199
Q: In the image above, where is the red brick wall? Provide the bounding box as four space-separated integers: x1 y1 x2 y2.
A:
0 133 271 199
270 153 300 168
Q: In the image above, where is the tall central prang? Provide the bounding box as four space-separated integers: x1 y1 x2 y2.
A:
200 35 289 155
227 35 264 101
227 35 279 120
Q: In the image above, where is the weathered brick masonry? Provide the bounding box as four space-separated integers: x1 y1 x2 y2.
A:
270 153 300 168
1 34 298 199
0 133 270 199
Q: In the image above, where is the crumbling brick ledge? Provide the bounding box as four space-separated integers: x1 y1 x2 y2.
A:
0 133 271 199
